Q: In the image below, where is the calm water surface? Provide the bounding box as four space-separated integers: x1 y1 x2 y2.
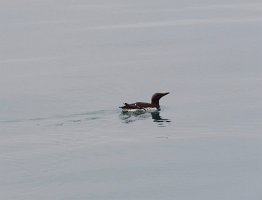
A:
0 0 262 199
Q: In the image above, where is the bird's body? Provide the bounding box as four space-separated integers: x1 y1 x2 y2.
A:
120 92 169 113
121 102 159 113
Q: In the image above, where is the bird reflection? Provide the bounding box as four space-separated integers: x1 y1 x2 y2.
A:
120 111 171 127
151 112 171 126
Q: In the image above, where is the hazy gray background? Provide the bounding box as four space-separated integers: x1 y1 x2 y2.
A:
0 0 262 199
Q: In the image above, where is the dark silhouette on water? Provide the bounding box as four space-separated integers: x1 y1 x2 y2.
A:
120 92 169 112
151 112 171 127
151 112 171 122
119 111 171 127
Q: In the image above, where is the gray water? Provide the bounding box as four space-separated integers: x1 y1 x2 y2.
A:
1 0 262 199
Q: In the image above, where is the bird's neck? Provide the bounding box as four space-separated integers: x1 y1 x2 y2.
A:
151 99 160 108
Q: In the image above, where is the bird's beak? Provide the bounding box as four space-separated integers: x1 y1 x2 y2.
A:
159 92 169 98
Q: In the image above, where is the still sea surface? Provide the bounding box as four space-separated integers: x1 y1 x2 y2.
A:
0 0 262 199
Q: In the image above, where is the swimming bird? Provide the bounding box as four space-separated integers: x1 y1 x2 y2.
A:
120 92 169 112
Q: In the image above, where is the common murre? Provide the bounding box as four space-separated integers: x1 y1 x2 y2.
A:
120 92 169 112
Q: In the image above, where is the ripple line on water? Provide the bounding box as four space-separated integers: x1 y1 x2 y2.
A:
0 109 117 125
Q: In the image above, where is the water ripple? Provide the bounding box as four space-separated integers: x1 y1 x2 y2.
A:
119 111 171 127
0 109 116 125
